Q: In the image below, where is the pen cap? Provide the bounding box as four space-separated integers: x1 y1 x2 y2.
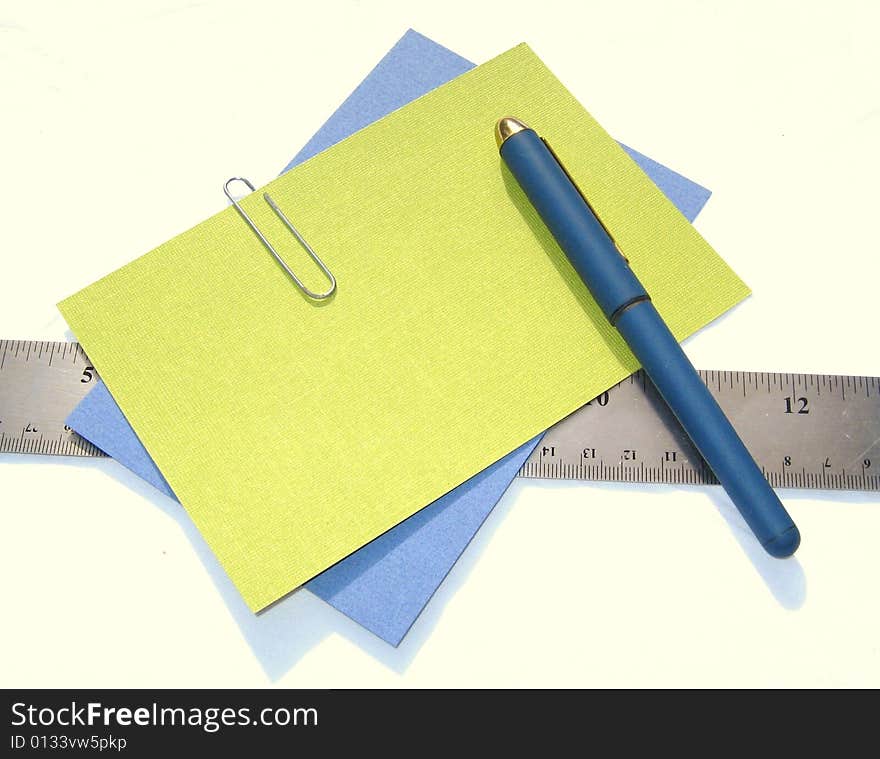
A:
500 128 647 320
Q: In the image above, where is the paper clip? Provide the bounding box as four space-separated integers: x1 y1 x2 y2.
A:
223 177 337 300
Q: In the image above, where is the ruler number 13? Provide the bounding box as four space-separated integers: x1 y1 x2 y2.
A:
784 396 809 415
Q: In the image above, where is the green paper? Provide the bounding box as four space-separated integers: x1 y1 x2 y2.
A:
59 44 749 611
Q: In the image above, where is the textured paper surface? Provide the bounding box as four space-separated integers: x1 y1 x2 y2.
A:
60 44 748 611
67 30 712 644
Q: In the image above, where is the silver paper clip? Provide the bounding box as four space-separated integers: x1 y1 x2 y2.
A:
223 177 337 300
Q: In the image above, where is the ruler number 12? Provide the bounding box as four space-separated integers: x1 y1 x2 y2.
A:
784 396 809 415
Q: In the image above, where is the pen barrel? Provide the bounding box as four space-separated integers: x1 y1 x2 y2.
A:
501 126 799 556
615 301 799 556
500 129 647 319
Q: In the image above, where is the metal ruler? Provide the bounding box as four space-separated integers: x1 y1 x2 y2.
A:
2 339 878 491
0 339 105 457
521 368 879 491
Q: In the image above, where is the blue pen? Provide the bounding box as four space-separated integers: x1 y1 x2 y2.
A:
496 117 800 558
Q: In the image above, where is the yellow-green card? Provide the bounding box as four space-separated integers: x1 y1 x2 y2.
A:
59 44 749 611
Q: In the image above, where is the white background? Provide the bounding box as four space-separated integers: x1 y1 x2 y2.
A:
1 1 878 687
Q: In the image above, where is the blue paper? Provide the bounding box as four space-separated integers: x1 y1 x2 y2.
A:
618 144 710 224
67 29 711 647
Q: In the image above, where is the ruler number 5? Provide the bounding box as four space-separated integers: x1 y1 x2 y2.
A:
81 365 95 384
784 396 809 414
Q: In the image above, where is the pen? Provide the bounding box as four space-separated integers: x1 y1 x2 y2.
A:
496 117 800 557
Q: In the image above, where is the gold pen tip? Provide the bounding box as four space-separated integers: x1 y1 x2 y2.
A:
495 117 529 150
